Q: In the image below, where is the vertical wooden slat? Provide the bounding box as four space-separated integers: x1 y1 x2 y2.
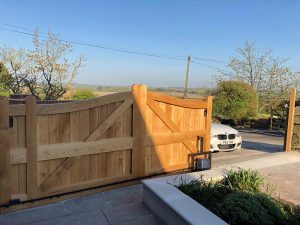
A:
70 111 80 183
25 95 38 199
79 109 90 181
285 87 297 152
89 108 99 180
204 96 213 152
17 117 27 194
106 103 116 178
0 97 10 205
132 84 147 177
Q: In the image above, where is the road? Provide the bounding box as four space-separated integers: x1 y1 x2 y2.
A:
212 129 285 168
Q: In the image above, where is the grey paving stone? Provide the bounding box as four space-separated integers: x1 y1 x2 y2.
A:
30 210 109 225
113 214 165 225
0 203 66 225
103 189 142 207
103 202 153 224
64 192 110 215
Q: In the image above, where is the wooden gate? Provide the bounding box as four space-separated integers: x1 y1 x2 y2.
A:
0 84 212 206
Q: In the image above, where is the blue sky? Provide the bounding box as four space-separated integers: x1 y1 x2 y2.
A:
0 0 299 87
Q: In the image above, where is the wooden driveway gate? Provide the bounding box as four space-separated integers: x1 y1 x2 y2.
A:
0 84 212 206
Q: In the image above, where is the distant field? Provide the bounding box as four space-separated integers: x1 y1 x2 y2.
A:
94 90 206 100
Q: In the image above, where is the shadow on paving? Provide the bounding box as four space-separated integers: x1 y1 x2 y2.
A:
242 141 283 153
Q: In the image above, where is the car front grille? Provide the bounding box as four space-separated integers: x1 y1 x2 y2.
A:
217 134 227 140
218 144 236 150
228 134 236 139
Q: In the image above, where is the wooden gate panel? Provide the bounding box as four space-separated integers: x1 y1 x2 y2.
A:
1 86 212 207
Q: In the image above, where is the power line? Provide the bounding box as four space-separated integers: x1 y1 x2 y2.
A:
191 60 231 74
192 56 225 64
0 27 186 61
0 21 226 64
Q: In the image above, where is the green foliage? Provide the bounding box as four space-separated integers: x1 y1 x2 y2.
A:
0 62 11 97
222 168 265 193
71 88 96 100
218 191 286 225
279 199 300 225
213 80 258 124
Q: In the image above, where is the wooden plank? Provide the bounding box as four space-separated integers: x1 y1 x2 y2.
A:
115 102 124 176
8 92 132 116
79 109 90 181
132 84 147 177
85 98 133 142
25 95 38 199
89 108 99 180
123 105 132 175
204 96 213 152
146 130 205 146
70 111 80 184
285 87 297 151
58 113 71 186
106 103 117 178
148 92 208 109
0 100 11 205
147 99 196 153
37 116 50 186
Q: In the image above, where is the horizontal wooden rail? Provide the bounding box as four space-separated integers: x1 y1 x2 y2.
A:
11 137 133 164
146 130 206 147
9 92 132 116
148 92 208 109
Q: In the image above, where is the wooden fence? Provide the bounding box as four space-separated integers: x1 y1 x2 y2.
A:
0 84 212 206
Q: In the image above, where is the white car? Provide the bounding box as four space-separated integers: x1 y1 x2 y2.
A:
210 123 242 152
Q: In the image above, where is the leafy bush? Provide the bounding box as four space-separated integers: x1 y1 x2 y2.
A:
279 199 300 225
222 168 265 193
213 80 258 124
218 191 286 225
71 88 96 100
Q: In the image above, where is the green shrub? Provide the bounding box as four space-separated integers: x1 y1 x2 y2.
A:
71 88 96 100
218 191 286 225
213 80 258 124
222 168 264 193
279 199 300 225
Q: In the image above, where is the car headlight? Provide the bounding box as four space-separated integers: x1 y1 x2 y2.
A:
236 132 241 137
212 134 218 138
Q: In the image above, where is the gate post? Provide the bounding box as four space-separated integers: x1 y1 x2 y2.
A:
0 96 11 205
25 95 38 199
285 87 297 152
132 84 147 177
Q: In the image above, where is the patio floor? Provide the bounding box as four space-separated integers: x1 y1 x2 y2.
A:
0 185 164 225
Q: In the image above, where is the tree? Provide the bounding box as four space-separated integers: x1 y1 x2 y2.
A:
0 31 84 100
0 62 12 96
213 80 258 124
218 42 299 129
0 47 29 94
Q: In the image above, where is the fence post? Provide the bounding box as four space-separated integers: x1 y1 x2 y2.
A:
132 84 147 177
0 96 11 205
204 96 213 152
285 87 297 152
25 95 38 199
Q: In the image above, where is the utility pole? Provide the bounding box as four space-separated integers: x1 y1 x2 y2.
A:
183 55 191 99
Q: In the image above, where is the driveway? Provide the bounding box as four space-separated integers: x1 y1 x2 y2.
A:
212 129 285 168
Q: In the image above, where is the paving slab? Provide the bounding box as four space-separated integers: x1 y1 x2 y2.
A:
0 184 163 225
103 202 153 224
0 203 66 225
30 210 109 225
64 192 110 215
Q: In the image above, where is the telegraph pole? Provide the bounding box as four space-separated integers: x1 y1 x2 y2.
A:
183 55 191 99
